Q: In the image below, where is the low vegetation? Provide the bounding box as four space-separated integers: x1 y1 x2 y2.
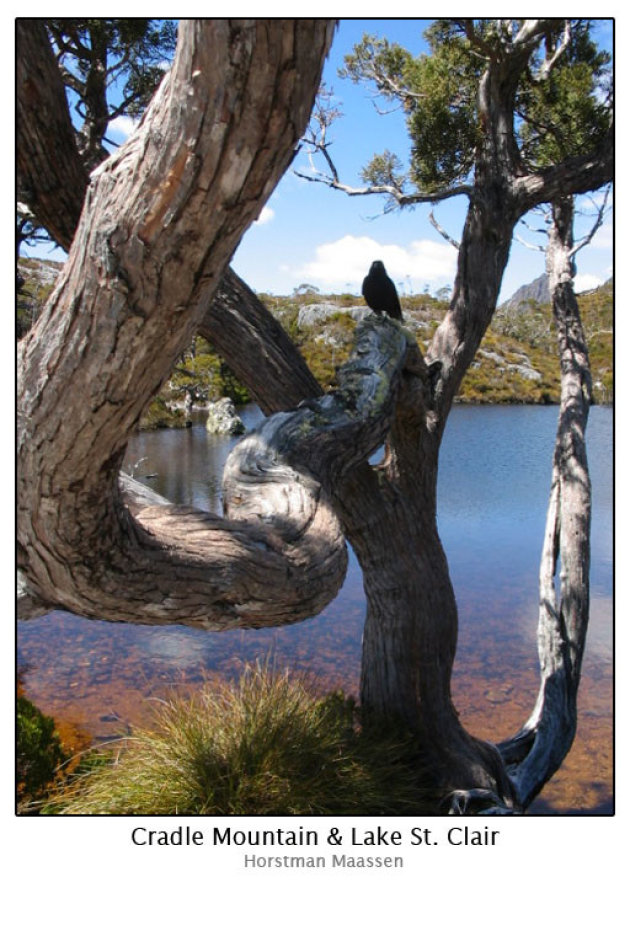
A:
17 694 67 807
17 260 613 412
42 664 436 816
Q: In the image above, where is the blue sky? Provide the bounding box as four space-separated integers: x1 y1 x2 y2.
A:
231 18 613 301
26 18 613 303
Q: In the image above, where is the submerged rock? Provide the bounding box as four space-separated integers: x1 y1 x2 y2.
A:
206 398 245 436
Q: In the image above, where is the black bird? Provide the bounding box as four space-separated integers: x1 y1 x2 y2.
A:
362 260 403 321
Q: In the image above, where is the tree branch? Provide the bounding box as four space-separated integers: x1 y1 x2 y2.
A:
569 185 611 259
19 314 409 626
17 20 90 250
200 268 322 416
294 167 472 206
513 126 614 212
514 233 545 252
538 20 571 80
297 82 472 206
500 196 593 808
18 19 362 629
428 207 461 250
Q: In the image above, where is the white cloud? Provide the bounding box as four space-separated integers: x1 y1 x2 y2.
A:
574 273 605 293
254 205 275 226
296 235 457 292
107 115 138 142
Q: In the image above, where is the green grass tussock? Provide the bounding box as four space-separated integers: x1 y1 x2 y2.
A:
48 665 435 816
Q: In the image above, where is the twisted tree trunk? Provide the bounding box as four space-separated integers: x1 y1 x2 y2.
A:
17 18 611 813
18 20 337 624
500 196 593 807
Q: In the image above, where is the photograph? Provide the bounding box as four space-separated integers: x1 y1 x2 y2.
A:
14 15 617 927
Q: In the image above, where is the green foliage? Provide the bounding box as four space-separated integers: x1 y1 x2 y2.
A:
168 340 250 406
273 283 612 404
17 696 67 800
342 20 611 196
50 665 435 815
489 281 613 403
407 30 480 191
341 24 480 192
217 364 250 405
47 19 177 121
518 23 611 167
361 150 406 192
18 256 612 405
341 34 413 94
139 397 190 430
299 312 357 391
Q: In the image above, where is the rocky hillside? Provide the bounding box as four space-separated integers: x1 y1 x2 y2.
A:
267 281 612 405
17 260 613 410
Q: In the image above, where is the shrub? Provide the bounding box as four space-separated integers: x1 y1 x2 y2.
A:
139 396 190 430
17 696 67 801
50 665 435 816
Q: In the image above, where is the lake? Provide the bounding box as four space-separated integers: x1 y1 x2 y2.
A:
17 404 613 815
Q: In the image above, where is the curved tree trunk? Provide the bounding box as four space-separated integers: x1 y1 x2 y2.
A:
18 20 337 624
345 193 520 802
500 196 593 808
198 268 322 415
201 251 516 798
18 19 611 814
16 18 314 403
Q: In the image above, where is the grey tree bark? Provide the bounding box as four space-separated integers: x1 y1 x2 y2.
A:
203 26 612 809
16 18 307 396
336 27 611 806
499 196 594 808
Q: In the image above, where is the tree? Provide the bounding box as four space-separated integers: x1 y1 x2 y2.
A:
46 19 177 169
18 19 612 813
17 18 340 616
17 19 176 252
295 18 612 810
16 19 317 406
499 26 612 800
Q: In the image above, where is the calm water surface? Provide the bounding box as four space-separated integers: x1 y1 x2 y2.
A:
18 405 613 814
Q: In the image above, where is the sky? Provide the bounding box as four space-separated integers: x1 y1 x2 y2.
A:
24 18 614 303
230 18 613 302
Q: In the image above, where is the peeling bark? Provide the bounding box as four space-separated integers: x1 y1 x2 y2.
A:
18 20 337 626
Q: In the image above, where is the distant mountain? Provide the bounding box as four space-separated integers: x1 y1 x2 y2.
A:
501 274 550 311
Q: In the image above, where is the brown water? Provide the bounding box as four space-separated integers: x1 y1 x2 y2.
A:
17 405 613 814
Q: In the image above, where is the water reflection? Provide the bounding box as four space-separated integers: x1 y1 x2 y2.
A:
17 405 613 814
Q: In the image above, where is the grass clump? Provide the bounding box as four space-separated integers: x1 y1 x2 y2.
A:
49 665 434 816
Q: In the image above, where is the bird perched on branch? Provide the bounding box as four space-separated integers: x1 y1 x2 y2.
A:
362 260 403 321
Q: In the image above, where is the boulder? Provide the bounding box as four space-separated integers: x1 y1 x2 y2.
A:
297 302 370 328
205 398 245 436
